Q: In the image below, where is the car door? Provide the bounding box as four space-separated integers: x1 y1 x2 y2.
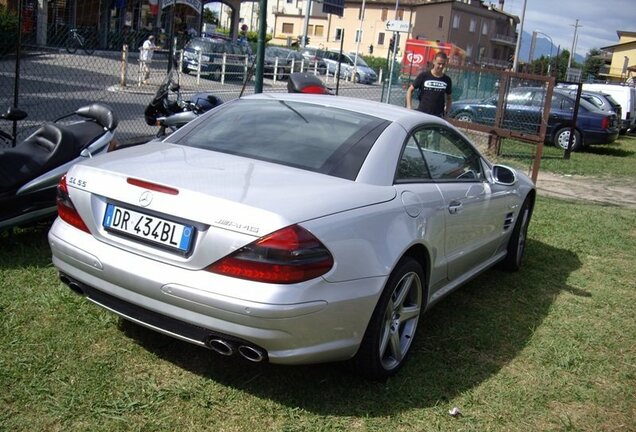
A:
473 95 498 125
546 92 576 136
395 125 513 282
503 88 539 133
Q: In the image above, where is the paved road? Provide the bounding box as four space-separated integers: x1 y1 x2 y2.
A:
1 49 401 146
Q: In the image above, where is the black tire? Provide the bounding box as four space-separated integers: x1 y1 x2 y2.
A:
83 38 95 55
276 67 286 80
455 111 474 122
209 67 221 81
499 197 532 272
353 257 424 380
65 38 79 54
554 127 582 151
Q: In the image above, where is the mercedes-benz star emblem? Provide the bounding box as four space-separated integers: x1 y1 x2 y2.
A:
139 191 153 207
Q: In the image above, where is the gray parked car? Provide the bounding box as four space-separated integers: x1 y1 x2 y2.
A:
181 36 251 81
320 51 378 84
563 89 623 131
263 46 305 80
298 47 328 75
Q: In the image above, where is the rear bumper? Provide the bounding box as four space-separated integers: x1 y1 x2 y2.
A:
583 129 619 145
48 220 385 365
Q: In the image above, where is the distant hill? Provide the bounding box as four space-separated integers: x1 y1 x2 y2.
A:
518 31 585 64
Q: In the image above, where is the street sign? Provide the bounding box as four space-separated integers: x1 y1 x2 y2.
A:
385 20 410 33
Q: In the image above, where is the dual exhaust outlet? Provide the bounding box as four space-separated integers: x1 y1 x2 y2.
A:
59 273 268 364
206 338 267 363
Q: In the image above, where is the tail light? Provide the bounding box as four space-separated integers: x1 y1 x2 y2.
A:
56 174 89 233
206 224 334 284
601 117 610 129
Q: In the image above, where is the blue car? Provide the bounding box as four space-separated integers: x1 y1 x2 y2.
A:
450 87 619 151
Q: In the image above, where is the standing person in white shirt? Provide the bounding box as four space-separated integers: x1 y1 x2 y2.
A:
140 35 157 85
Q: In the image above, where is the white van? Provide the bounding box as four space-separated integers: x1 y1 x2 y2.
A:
582 84 636 134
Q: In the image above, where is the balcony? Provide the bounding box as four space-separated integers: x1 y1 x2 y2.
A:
491 33 516 47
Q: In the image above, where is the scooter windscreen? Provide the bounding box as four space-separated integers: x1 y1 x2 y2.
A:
144 69 179 125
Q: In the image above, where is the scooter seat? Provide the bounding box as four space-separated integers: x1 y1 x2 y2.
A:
0 123 75 193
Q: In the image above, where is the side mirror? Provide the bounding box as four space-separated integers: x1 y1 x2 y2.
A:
491 164 517 186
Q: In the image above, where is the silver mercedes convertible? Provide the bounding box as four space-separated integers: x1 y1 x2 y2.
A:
49 93 535 379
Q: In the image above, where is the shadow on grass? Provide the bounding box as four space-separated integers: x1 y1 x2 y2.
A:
0 222 52 269
584 146 634 158
119 238 583 416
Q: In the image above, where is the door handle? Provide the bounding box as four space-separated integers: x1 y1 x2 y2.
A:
448 200 463 214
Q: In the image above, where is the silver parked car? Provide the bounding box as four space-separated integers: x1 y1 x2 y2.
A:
321 51 378 84
48 94 535 379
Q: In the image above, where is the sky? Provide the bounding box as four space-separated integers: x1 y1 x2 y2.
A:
500 0 635 57
205 0 634 58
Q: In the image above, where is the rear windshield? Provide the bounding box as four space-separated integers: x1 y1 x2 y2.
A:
176 99 389 180
603 94 621 109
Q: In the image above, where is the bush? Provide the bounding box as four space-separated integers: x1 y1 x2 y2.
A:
362 55 402 84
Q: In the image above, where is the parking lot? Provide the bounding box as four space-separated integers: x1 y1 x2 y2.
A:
1 49 396 146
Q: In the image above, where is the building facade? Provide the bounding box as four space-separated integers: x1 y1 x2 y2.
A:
601 31 636 83
264 0 518 68
3 0 519 69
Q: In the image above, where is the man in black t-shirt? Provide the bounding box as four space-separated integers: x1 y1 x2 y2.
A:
406 51 452 117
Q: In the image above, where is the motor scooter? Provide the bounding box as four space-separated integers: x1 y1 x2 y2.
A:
144 68 222 137
0 103 118 231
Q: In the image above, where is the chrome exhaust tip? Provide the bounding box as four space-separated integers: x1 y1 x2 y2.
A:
207 338 235 356
59 274 84 295
68 282 85 295
237 345 266 363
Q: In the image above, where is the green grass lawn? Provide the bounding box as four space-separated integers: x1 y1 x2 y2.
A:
1 135 635 432
496 132 636 178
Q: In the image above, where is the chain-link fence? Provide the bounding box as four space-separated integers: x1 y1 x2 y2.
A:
2 38 562 164
1 43 401 149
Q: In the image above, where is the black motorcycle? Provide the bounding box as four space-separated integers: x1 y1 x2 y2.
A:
144 69 223 137
0 103 118 231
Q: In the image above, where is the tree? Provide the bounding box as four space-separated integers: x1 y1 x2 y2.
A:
582 48 605 81
0 5 18 56
528 55 551 76
551 49 577 81
202 8 218 25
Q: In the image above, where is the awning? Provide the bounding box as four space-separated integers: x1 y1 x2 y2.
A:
161 0 202 14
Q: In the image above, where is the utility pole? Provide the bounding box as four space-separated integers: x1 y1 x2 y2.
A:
353 0 367 80
385 0 400 103
512 0 527 72
528 31 537 63
302 0 312 47
568 19 582 69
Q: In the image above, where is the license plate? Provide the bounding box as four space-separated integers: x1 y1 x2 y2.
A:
187 64 198 70
103 204 194 253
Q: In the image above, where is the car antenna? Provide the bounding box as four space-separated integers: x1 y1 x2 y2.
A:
239 56 257 98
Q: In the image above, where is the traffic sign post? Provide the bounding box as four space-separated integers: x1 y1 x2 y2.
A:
385 20 410 33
